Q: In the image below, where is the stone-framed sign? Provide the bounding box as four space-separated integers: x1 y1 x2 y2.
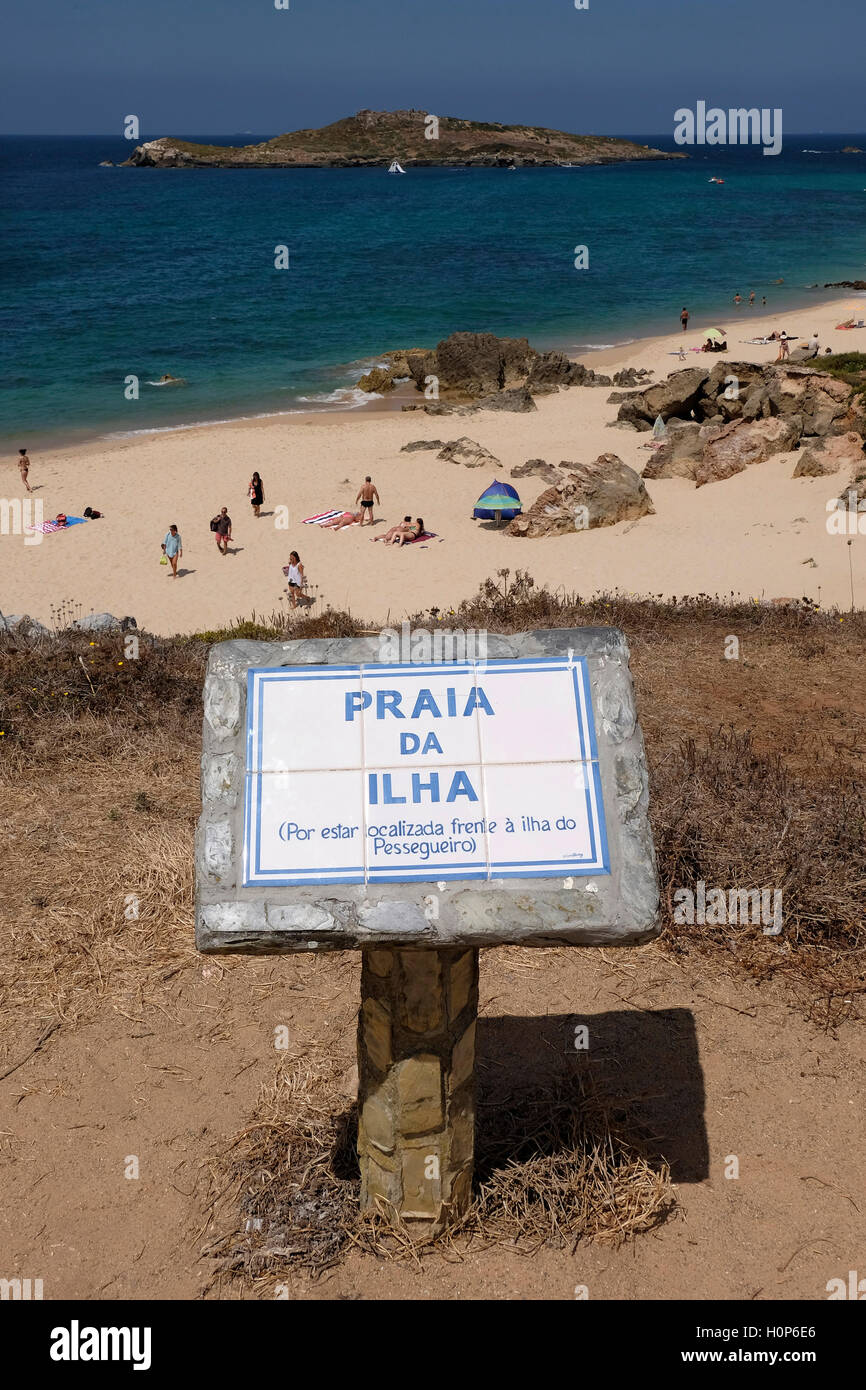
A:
196 628 659 953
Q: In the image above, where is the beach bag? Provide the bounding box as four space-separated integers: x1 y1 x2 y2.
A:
210 516 220 532
160 555 168 565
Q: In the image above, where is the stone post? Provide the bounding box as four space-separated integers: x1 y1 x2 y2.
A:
357 946 479 1236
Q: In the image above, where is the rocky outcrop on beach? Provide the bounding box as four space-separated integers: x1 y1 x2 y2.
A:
121 110 684 170
695 415 804 487
510 458 565 484
618 362 862 437
823 280 866 290
436 437 500 468
400 439 445 452
619 360 866 485
381 331 609 409
793 432 865 477
506 455 654 537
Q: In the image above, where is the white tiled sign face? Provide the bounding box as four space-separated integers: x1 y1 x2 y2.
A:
243 659 610 886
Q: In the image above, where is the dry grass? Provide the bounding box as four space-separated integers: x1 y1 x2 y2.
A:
2 581 862 1284
201 1050 675 1287
1 583 863 1040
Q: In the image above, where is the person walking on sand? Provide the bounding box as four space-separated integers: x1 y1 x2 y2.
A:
161 524 182 578
18 448 32 493
285 551 305 608
356 476 380 525
248 471 264 518
212 506 233 554
680 307 689 332
776 332 790 362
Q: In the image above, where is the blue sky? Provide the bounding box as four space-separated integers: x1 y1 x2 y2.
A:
2 0 864 136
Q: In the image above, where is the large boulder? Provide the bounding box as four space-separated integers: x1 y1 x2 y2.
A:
695 415 803 487
72 613 138 633
436 437 500 468
793 432 865 477
433 331 536 397
765 367 860 436
641 420 711 480
358 365 396 393
697 360 767 422
475 386 537 413
507 454 654 537
617 366 710 429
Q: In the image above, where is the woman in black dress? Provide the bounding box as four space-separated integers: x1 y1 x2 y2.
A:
249 471 264 518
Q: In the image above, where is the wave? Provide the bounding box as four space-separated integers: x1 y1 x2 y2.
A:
297 386 379 406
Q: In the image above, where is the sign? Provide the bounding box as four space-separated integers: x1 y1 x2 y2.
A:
195 629 659 952
244 658 609 887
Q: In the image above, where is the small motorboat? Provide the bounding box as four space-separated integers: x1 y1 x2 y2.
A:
709 177 725 184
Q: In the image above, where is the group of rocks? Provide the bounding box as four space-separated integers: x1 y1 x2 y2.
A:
612 361 866 491
400 436 653 539
359 330 652 414
0 612 136 639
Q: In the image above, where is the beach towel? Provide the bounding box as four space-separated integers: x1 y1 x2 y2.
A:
303 509 343 525
406 530 436 544
25 515 87 535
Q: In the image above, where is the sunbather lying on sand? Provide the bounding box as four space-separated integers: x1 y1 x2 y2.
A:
321 510 361 530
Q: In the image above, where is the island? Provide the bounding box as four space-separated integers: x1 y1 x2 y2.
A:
120 108 684 169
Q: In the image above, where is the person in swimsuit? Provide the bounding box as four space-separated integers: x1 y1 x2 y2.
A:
733 292 742 306
18 448 32 493
322 510 362 530
394 517 424 547
749 290 756 307
285 551 305 608
249 472 264 518
375 515 413 543
680 308 689 332
356 476 380 525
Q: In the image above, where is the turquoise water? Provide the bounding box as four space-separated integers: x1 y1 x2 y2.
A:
2 134 866 450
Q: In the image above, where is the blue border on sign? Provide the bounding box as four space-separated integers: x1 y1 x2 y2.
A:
242 659 610 886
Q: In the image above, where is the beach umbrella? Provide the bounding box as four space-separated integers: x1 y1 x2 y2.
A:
473 479 522 523
704 327 726 342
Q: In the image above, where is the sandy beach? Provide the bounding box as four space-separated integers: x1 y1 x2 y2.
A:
3 296 864 635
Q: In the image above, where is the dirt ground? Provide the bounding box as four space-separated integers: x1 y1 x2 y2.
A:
1 601 864 1301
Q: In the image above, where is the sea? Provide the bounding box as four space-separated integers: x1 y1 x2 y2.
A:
2 133 866 451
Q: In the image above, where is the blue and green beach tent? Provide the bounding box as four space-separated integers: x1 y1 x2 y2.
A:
472 479 522 521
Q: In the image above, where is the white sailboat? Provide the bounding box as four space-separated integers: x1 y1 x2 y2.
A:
388 159 406 175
